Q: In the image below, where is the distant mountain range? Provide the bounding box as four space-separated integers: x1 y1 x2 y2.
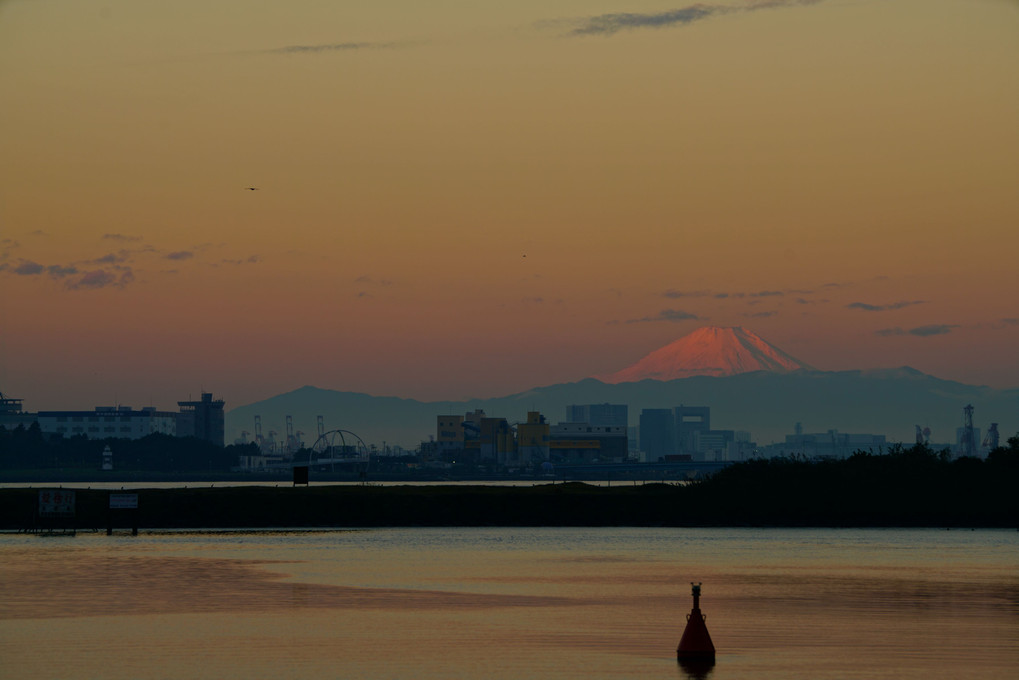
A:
226 327 1019 449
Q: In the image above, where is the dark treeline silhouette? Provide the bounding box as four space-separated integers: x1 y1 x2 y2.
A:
1 438 1016 529
0 423 252 472
684 438 1019 526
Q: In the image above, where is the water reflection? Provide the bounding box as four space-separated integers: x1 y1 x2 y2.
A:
1 528 1016 680
677 658 715 680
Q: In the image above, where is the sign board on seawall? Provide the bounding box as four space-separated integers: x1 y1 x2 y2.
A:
109 493 139 509
38 489 75 517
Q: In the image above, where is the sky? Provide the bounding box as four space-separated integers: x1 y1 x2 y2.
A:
1 0 1018 413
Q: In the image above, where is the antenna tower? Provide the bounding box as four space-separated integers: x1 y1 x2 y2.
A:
962 404 976 458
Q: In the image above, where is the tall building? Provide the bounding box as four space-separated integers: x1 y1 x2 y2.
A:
177 392 225 447
639 409 675 462
674 406 710 457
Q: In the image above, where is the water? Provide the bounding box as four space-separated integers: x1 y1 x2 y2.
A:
1 528 1016 679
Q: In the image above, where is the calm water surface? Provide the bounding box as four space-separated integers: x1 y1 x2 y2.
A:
1 528 1016 679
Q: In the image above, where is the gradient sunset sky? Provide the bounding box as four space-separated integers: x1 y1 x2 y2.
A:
2 0 1017 412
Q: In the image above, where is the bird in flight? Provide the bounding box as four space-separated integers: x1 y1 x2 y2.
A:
245 187 259 191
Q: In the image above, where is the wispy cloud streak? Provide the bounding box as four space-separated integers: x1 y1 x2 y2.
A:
262 41 403 55
563 0 824 37
626 308 702 324
848 300 925 312
876 324 959 337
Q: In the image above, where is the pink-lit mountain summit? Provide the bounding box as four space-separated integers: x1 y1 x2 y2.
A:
599 326 814 383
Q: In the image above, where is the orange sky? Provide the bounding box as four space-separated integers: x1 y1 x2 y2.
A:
2 0 1018 412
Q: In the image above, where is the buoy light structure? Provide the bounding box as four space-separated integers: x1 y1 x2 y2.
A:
677 582 715 663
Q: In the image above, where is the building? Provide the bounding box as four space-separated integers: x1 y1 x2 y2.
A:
479 417 516 466
0 391 35 431
550 421 628 463
517 411 551 464
177 392 225 447
675 406 711 456
37 406 178 440
776 430 887 459
566 404 628 428
639 409 675 462
436 414 465 453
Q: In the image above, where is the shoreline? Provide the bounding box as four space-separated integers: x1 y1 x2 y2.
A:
2 483 1015 531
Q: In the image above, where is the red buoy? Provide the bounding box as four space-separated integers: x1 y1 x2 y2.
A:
677 582 716 662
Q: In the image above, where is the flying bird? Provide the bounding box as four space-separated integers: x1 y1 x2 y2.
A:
245 187 259 191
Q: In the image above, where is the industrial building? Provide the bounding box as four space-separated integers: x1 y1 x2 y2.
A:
550 421 628 463
6 390 226 446
36 406 179 439
434 407 628 467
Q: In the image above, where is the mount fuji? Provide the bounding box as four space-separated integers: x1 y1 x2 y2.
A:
599 326 813 383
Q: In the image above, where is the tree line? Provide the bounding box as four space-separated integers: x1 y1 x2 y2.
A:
0 422 256 472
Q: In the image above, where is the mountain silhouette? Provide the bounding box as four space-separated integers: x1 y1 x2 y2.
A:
599 326 813 383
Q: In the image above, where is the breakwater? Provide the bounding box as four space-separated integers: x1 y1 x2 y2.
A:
2 475 1015 530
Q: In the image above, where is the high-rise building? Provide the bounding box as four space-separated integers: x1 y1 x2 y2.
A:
177 392 225 447
639 409 675 462
674 406 710 457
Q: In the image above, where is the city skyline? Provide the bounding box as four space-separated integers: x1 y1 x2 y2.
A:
2 0 1018 413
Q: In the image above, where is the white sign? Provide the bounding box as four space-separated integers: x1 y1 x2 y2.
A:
109 493 139 509
39 489 75 516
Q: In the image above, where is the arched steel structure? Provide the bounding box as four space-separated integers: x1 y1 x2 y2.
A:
306 429 371 476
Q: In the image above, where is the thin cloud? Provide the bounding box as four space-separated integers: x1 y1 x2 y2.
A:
848 300 925 312
221 254 261 266
165 251 194 261
751 290 784 297
909 324 959 337
663 289 709 299
354 275 393 287
876 324 959 337
262 41 404 55
67 270 117 290
626 308 702 324
14 261 45 275
46 265 79 278
745 310 778 318
93 252 129 264
563 0 825 37
103 233 143 242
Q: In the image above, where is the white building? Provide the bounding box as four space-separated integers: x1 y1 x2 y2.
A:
37 406 178 440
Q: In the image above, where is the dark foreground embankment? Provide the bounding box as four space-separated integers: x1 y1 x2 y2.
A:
2 474 1016 530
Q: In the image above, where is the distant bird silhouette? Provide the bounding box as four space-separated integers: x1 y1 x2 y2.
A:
246 187 259 191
